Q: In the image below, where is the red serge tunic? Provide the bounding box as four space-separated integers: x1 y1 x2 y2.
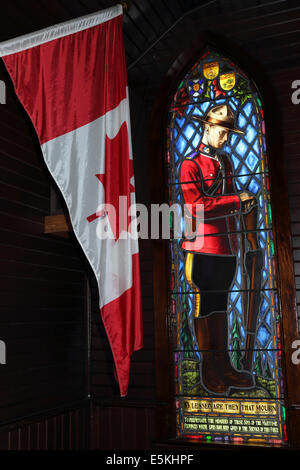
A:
180 145 241 255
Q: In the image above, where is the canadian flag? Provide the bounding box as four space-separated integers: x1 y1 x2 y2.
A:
0 5 143 397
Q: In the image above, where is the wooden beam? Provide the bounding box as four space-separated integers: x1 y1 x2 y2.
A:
44 214 72 237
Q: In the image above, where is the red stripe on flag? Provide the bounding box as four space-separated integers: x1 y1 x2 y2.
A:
96 122 133 241
3 15 127 144
100 253 143 397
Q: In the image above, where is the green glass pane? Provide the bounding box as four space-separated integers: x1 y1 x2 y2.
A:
281 405 286 422
268 202 272 224
170 211 174 229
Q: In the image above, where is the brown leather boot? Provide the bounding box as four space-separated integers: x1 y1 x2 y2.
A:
194 312 254 394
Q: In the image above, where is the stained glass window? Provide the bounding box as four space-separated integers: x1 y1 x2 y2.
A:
166 49 287 446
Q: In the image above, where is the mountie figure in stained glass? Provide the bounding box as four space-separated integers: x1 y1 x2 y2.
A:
169 50 286 444
180 104 262 394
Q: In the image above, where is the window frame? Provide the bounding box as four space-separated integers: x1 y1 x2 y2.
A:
149 35 300 449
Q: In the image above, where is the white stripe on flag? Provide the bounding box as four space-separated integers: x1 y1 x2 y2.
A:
41 89 138 307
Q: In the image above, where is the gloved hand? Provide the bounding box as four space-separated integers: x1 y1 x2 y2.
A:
240 191 257 214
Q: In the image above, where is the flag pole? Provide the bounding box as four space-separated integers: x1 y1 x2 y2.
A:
118 1 130 13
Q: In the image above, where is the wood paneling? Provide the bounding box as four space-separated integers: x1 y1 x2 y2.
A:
90 402 155 450
272 66 300 343
44 214 72 236
0 58 88 423
0 402 90 450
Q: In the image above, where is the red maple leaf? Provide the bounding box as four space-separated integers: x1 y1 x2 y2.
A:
87 122 135 241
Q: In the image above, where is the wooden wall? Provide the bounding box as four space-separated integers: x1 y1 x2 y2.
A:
0 63 88 425
0 402 90 450
269 65 300 446
90 402 155 450
275 66 300 333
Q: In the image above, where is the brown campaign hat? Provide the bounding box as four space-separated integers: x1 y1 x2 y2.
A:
193 104 245 135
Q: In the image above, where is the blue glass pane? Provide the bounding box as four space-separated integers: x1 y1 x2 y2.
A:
248 178 260 194
183 124 196 140
236 139 248 158
253 140 259 154
229 99 238 112
230 290 239 303
215 98 227 107
243 101 253 117
187 295 193 313
174 151 180 164
235 180 242 191
258 217 265 229
265 311 271 327
184 146 194 156
267 349 275 362
245 151 259 171
236 296 242 314
261 298 268 315
236 265 241 284
176 135 187 154
230 154 240 170
238 165 250 185
176 116 185 128
262 269 268 281
192 133 201 148
257 325 270 347
180 217 185 234
187 104 194 114
245 125 257 144
200 102 210 114
191 109 202 119
238 114 247 128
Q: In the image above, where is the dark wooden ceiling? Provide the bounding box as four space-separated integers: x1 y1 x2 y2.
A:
0 0 299 92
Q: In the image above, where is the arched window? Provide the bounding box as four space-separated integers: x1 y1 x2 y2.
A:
165 48 287 445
